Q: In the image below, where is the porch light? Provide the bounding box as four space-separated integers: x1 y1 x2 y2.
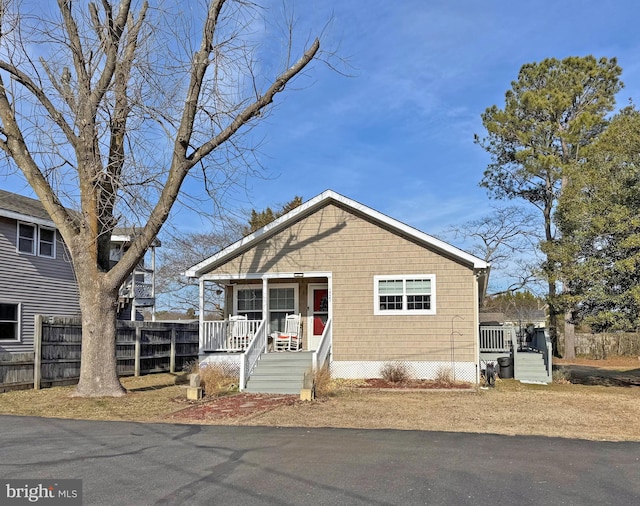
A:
294 272 304 278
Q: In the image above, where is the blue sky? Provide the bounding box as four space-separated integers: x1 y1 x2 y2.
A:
3 0 640 241
228 0 640 237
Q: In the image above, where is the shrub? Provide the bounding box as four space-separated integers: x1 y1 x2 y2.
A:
434 367 454 386
313 364 333 397
380 362 411 383
553 366 571 384
188 361 239 397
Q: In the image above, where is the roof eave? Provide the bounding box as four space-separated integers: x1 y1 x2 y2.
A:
0 209 56 228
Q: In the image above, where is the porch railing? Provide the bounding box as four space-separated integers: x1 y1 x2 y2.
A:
479 325 516 353
200 319 262 353
239 320 267 391
312 318 332 373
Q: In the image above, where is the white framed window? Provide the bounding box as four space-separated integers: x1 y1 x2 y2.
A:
268 285 297 333
235 286 263 321
39 227 56 258
17 223 56 258
17 223 36 254
233 284 298 333
0 302 20 341
374 275 436 315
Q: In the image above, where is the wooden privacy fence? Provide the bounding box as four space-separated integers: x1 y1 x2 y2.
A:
0 316 199 391
0 352 35 393
573 332 640 359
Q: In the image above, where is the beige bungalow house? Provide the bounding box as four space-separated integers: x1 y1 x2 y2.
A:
185 190 490 393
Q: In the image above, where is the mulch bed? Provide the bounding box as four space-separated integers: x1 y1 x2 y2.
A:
358 379 473 390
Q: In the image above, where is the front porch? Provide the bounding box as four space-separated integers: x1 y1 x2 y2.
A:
198 316 333 394
195 273 334 392
479 325 552 383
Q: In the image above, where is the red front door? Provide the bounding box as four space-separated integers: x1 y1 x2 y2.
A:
309 285 328 350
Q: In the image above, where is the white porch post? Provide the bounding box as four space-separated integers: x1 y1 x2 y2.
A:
130 271 136 321
150 245 156 322
262 276 269 351
199 279 205 356
473 270 480 384
327 275 333 322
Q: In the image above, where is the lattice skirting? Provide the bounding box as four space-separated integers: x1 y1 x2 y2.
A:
199 354 241 376
330 360 477 383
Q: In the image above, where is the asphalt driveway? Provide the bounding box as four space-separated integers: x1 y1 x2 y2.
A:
0 415 638 505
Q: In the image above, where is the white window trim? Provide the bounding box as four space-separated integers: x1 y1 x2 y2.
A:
16 222 57 258
233 283 299 319
267 282 299 316
373 275 436 316
38 226 57 258
17 222 36 255
0 301 22 342
233 284 263 318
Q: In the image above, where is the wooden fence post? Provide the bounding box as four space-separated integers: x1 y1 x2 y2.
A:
170 327 176 374
33 315 42 390
134 325 141 377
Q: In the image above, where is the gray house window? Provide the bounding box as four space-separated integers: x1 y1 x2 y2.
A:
39 228 56 258
18 223 36 254
0 303 19 341
17 223 56 258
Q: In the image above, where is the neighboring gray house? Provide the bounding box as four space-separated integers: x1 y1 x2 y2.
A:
0 189 160 352
0 188 80 352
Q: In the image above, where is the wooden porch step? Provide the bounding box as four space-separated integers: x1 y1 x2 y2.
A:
515 351 550 383
244 351 312 395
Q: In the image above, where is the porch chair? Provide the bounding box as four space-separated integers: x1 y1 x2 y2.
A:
273 313 302 351
229 315 250 350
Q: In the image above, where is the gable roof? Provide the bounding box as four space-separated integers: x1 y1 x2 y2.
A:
0 190 161 247
185 189 489 278
0 188 56 227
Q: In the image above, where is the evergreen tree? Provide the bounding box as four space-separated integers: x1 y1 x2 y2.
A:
476 56 623 354
244 196 303 234
555 106 640 332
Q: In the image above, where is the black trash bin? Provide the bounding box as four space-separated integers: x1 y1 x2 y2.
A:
497 356 513 379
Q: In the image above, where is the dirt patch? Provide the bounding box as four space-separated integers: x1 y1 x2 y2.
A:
168 393 298 423
555 356 640 387
165 380 473 423
556 356 640 368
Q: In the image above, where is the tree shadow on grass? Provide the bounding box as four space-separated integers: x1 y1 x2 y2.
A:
556 364 640 387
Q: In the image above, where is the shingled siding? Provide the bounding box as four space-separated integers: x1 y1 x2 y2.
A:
208 202 478 364
0 216 80 353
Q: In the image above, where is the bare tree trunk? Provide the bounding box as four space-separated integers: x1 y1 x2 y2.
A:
564 312 576 360
72 267 125 397
548 282 559 356
0 0 322 397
